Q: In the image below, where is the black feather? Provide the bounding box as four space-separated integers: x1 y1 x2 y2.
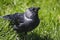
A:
2 7 40 33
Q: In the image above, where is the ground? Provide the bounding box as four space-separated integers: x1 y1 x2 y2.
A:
0 0 60 40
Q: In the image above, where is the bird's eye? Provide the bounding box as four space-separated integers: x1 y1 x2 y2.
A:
32 8 37 12
32 8 35 11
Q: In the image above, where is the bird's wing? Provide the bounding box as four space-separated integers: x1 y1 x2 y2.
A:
3 13 24 25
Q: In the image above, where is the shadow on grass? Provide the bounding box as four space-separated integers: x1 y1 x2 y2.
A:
17 32 53 40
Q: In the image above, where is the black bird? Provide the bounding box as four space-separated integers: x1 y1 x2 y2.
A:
0 7 40 34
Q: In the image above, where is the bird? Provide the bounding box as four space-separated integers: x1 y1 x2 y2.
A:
0 7 40 34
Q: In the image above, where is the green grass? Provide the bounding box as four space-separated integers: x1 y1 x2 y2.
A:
0 0 60 40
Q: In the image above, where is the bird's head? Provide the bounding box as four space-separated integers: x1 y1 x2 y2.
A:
28 7 40 13
25 7 40 18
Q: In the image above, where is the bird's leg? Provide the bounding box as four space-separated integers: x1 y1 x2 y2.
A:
16 37 19 40
23 32 28 40
16 32 27 40
16 35 20 40
24 32 27 35
20 32 27 40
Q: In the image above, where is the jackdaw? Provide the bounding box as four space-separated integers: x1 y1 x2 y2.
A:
0 7 40 34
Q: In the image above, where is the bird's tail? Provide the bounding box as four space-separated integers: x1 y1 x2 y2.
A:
0 15 11 20
0 16 3 19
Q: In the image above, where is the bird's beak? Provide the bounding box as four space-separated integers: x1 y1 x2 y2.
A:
36 7 40 12
37 7 40 10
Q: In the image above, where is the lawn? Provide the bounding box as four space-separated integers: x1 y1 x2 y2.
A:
0 0 60 40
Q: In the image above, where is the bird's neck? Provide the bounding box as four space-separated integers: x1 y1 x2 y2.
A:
24 9 33 18
24 14 32 21
24 9 38 19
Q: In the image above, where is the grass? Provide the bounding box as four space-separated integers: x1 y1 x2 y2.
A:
0 0 60 40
